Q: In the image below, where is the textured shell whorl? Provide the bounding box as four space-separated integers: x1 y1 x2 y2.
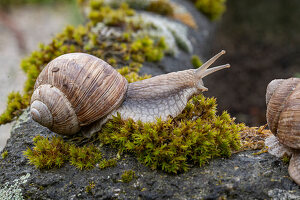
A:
31 84 80 135
266 78 300 149
30 53 128 135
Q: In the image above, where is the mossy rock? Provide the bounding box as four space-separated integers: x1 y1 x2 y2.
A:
0 109 299 199
1 0 239 174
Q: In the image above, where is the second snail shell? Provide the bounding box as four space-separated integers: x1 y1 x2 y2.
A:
266 77 300 185
266 78 300 149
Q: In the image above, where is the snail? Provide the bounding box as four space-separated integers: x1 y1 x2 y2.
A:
265 78 300 185
30 50 229 136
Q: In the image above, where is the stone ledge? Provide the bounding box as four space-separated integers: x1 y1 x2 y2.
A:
0 110 299 199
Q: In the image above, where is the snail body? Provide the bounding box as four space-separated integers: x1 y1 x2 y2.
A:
30 51 229 136
265 78 300 185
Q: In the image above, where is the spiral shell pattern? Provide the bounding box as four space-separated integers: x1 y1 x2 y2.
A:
266 78 300 149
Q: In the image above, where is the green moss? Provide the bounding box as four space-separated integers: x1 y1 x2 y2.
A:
191 55 203 68
99 94 244 173
147 0 174 16
194 0 226 21
1 151 8 159
88 3 135 26
23 136 70 169
130 36 168 62
121 170 135 183
23 136 102 170
281 154 291 164
89 0 103 10
0 92 27 124
85 181 95 194
99 159 117 169
69 144 102 169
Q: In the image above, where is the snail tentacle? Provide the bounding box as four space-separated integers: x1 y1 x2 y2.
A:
201 64 230 78
195 50 226 78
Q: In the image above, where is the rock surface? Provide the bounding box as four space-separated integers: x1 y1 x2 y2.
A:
1 110 300 200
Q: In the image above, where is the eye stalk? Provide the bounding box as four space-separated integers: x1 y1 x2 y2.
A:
195 50 230 91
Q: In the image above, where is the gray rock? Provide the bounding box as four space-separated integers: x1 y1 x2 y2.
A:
0 110 300 200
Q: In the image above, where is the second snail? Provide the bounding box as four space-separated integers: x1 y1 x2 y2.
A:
265 78 300 185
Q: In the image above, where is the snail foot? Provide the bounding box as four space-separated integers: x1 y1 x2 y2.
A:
265 135 293 157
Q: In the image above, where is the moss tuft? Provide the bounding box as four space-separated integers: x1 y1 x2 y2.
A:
85 181 96 194
99 159 117 169
194 0 226 21
130 36 168 62
23 136 102 170
99 94 244 173
0 92 27 124
1 151 8 159
69 144 102 170
23 136 70 169
147 0 174 16
88 2 135 26
191 55 203 68
121 170 135 183
282 154 291 164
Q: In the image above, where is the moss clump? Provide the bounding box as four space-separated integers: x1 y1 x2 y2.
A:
121 170 135 183
23 136 102 170
1 151 8 159
0 92 27 124
130 36 168 62
194 0 226 21
147 0 174 16
191 55 203 68
99 94 244 173
99 159 117 169
85 181 96 194
88 2 135 26
282 154 291 164
23 136 70 169
69 144 102 169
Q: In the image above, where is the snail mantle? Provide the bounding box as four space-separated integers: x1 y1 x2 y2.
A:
30 50 230 136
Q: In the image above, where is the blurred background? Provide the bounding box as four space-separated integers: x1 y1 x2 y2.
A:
0 0 83 150
206 0 300 125
0 0 299 150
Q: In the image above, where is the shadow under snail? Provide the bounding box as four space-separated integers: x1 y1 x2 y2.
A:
30 50 229 137
265 78 300 185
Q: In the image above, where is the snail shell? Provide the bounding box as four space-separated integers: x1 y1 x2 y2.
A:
266 77 300 185
266 78 300 149
30 53 128 135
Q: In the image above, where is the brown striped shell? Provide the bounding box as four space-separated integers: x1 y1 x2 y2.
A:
30 53 128 135
266 78 300 149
